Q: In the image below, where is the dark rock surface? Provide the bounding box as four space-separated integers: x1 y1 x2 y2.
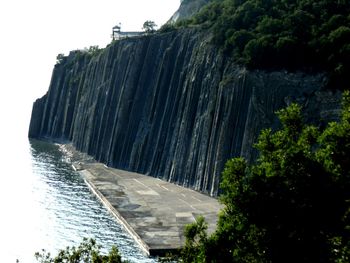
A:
29 29 341 196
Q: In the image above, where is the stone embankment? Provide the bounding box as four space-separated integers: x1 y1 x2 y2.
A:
67 144 221 256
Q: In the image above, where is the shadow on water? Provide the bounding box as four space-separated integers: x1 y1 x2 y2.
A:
28 139 156 263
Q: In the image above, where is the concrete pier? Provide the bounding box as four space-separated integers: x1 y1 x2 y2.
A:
73 162 222 256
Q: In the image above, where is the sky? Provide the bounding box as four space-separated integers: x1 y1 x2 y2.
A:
0 0 180 143
0 2 179 260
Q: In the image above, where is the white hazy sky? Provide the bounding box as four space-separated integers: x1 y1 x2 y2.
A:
0 0 180 141
0 3 180 259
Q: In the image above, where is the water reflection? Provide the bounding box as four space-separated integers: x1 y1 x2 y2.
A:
22 139 155 262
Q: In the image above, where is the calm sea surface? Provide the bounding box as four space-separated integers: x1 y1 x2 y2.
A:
0 138 155 263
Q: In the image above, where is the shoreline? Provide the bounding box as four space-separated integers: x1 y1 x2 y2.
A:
63 144 222 257
80 169 151 256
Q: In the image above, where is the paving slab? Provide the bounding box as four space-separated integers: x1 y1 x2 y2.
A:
72 162 222 256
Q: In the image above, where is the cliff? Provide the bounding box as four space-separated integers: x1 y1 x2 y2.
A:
169 0 210 23
29 29 341 196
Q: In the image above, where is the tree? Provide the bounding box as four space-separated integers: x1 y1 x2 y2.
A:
180 0 350 88
181 216 208 263
142 20 157 34
56 53 65 64
84 45 101 57
180 92 350 262
35 238 123 263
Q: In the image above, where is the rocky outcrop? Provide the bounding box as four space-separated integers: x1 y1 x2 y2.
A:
169 0 210 23
29 29 341 196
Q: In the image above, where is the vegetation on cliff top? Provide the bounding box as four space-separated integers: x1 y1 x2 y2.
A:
177 91 350 262
174 0 350 88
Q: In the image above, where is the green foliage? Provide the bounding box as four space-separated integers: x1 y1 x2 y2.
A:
180 92 350 262
142 20 157 34
56 53 66 64
35 238 123 263
84 46 103 58
159 23 177 33
183 0 350 88
316 91 350 177
181 216 208 263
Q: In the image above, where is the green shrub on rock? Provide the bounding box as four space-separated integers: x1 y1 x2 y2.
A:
35 238 123 263
180 92 350 262
182 0 350 88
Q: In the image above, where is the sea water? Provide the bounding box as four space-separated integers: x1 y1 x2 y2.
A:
0 138 155 263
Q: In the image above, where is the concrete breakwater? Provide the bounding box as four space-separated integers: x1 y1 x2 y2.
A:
68 146 222 256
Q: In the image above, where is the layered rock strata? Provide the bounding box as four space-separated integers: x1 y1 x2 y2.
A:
29 29 341 196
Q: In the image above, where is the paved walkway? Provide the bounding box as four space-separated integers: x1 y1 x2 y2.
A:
73 162 222 256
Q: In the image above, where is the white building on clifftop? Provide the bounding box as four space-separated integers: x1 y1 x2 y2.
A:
112 24 143 40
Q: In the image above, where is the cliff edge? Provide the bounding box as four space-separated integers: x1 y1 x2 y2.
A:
168 0 211 23
29 29 341 196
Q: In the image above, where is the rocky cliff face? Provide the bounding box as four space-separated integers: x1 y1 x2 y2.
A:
29 29 341 196
169 0 210 23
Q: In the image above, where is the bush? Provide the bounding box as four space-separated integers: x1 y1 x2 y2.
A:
56 53 65 64
180 92 350 262
159 23 177 33
184 0 350 88
84 46 102 57
35 238 123 263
